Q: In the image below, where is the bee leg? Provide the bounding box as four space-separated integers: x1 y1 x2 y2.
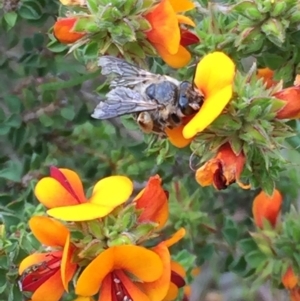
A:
136 112 154 134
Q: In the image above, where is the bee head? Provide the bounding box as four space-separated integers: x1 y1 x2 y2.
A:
177 81 204 116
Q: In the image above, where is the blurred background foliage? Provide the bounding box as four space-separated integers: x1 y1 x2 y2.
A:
1 0 300 300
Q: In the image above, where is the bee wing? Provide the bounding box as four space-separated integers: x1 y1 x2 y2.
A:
92 87 159 119
98 56 162 88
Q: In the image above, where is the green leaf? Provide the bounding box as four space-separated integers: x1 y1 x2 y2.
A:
4 12 18 30
239 238 259 253
245 250 267 268
18 1 43 20
0 161 23 183
60 107 76 121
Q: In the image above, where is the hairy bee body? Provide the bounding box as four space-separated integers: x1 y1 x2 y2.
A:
92 56 204 136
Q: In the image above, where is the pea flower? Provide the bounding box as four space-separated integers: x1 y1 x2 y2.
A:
282 267 300 301
195 143 249 190
165 52 235 148
18 216 77 301
252 189 283 229
34 167 133 221
144 0 198 68
257 67 278 88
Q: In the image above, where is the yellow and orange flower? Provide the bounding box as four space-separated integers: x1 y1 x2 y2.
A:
134 175 169 230
34 166 133 221
53 18 86 44
165 52 235 148
19 216 77 301
195 143 249 190
75 228 186 301
252 189 283 229
144 0 198 68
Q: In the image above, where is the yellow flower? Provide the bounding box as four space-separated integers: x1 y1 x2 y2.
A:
34 166 133 221
165 52 235 148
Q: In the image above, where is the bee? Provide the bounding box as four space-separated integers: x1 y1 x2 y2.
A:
92 56 204 136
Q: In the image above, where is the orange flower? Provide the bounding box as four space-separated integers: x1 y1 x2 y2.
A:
144 0 197 68
54 18 86 44
273 86 300 119
283 267 300 301
252 189 283 228
75 228 186 301
165 52 235 148
195 143 248 190
257 68 278 88
19 216 77 301
34 167 133 221
134 175 169 230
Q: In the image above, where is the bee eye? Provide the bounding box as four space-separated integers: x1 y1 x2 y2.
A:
178 81 199 116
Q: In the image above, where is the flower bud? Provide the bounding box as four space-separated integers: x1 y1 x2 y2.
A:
261 18 286 47
270 1 287 17
282 266 299 289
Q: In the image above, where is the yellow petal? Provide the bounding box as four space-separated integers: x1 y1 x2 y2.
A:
176 15 195 27
155 44 191 69
183 85 233 138
29 216 69 247
76 245 163 296
168 0 195 12
47 203 115 221
89 176 133 207
162 282 179 301
19 253 52 274
194 52 235 97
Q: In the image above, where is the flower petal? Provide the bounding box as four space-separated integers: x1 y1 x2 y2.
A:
177 15 195 26
29 216 69 247
47 203 115 221
31 270 65 301
282 267 298 289
180 29 200 47
145 0 180 55
155 44 191 69
168 0 195 12
116 270 151 301
19 253 52 275
142 243 171 301
50 167 86 204
89 176 133 207
61 234 77 291
54 18 86 44
135 175 169 228
165 125 192 148
171 261 186 278
98 274 113 301
35 178 80 208
194 52 235 97
163 282 179 301
183 85 233 138
76 245 163 296
164 228 186 247
73 297 95 301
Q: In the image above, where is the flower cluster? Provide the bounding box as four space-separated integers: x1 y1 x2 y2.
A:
52 0 199 67
18 167 187 301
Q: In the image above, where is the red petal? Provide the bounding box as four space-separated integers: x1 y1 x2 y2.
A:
180 29 200 47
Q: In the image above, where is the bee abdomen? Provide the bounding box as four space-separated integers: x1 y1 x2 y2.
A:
145 81 178 104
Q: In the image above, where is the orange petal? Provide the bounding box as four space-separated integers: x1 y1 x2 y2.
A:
29 216 69 247
282 266 299 289
177 15 195 26
155 44 191 68
145 0 180 55
165 125 192 148
168 0 195 12
171 261 186 278
76 245 163 296
35 178 82 209
142 243 171 300
73 297 95 301
135 175 169 228
252 189 283 228
257 68 277 88
163 282 179 301
195 159 219 187
98 274 113 301
194 52 235 97
31 270 65 301
47 203 116 221
19 253 52 274
116 270 151 301
164 228 186 247
183 85 233 138
61 234 77 291
54 18 86 44
89 176 133 206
